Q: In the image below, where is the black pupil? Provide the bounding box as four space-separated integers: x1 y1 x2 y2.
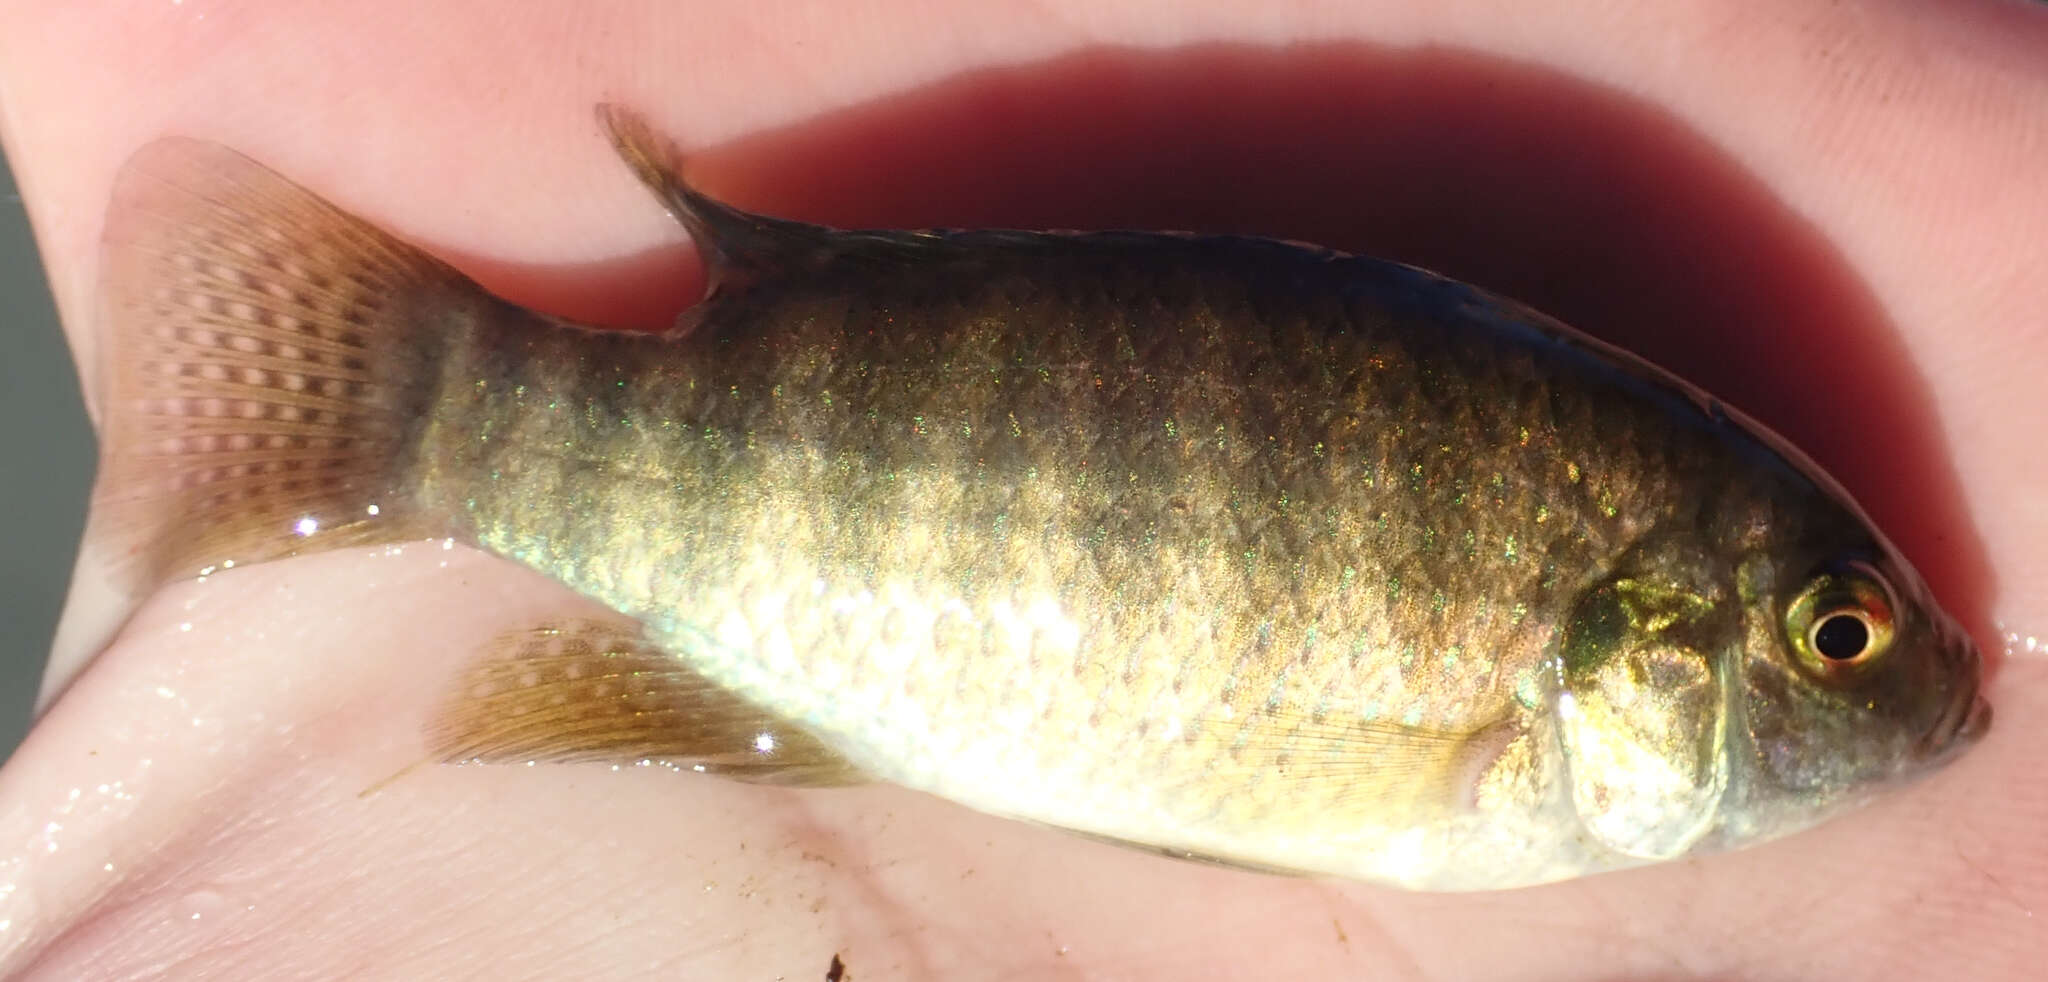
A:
1813 613 1871 660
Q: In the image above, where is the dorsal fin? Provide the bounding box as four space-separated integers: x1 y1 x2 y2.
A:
597 104 833 298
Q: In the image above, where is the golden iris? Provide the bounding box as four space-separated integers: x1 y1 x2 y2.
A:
1786 561 1897 679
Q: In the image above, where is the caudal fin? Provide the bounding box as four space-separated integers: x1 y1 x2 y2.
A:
46 135 492 704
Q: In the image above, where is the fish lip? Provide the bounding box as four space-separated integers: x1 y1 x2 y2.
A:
1915 683 1991 762
1910 604 1989 763
1956 696 1992 743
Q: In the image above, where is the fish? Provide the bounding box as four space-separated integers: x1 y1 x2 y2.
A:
68 104 1988 891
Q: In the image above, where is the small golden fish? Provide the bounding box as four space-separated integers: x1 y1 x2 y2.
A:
72 106 1986 890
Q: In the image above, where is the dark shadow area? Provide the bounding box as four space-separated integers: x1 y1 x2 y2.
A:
468 41 1995 656
0 147 93 762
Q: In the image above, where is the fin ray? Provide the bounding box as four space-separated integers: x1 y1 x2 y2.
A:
595 104 834 298
431 617 868 787
90 135 490 597
1172 707 1524 815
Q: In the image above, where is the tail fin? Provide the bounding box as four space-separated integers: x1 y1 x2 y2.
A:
45 136 490 704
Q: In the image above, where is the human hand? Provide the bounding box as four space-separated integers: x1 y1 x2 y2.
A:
2 2 2044 978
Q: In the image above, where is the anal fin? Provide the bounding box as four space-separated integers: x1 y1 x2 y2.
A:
430 617 867 787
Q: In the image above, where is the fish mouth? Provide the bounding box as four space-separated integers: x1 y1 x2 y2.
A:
1915 681 1991 763
1909 598 1989 763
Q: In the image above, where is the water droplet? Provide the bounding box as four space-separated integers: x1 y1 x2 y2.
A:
173 889 227 923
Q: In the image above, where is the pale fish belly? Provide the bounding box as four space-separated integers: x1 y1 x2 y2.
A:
640 545 1596 889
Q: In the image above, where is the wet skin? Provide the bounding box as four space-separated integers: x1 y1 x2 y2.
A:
1 1 2045 979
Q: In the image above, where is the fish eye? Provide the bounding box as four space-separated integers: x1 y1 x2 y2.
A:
1811 611 1872 660
1785 561 1897 679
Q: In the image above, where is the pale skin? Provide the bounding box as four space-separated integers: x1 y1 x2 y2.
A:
2 1 2046 978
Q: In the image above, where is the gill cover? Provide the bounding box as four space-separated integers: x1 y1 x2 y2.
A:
1556 545 1735 860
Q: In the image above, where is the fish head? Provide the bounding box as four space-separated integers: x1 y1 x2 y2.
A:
1724 529 1988 825
1550 490 1986 865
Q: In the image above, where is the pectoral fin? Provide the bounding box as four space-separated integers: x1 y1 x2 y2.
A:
430 617 867 787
